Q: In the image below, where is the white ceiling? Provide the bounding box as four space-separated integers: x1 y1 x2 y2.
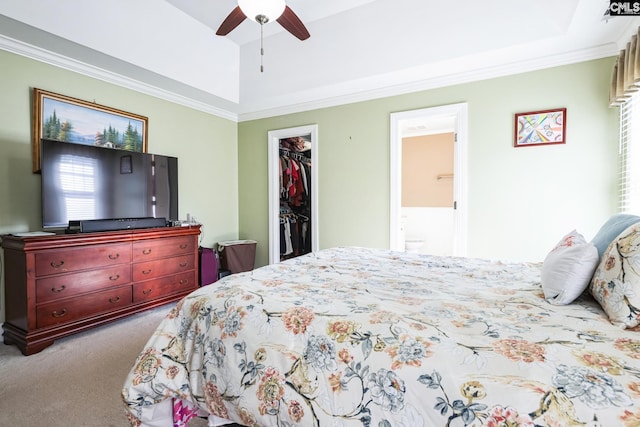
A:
0 0 639 121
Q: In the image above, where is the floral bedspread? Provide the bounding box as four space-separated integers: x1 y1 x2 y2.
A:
122 247 640 426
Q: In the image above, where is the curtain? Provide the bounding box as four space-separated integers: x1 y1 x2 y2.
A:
610 26 640 106
612 26 640 213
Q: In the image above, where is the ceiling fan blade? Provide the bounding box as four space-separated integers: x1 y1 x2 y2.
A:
216 6 247 36
276 6 310 40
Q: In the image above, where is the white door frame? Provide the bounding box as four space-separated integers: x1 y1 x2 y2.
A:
268 124 319 264
389 103 468 256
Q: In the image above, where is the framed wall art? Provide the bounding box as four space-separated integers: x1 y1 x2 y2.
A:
32 88 148 172
514 108 566 148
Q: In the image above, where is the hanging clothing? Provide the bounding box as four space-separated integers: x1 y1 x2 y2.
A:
278 146 312 261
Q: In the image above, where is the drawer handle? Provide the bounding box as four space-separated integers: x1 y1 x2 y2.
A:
179 244 188 249
109 253 120 260
109 274 120 281
109 296 121 304
142 249 152 255
50 260 64 269
142 269 152 275
51 309 67 318
51 285 66 293
179 262 188 268
179 279 188 285
142 289 153 295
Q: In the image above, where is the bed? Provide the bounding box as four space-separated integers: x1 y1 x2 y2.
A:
122 245 640 427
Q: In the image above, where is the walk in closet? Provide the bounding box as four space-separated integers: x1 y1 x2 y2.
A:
279 137 312 260
268 125 318 263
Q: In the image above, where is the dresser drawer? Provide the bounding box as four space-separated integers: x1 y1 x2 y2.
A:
132 236 195 262
36 286 133 328
133 271 196 303
133 254 194 281
35 243 131 277
36 265 132 304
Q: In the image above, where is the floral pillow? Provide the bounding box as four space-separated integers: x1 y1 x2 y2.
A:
590 223 640 328
541 230 599 305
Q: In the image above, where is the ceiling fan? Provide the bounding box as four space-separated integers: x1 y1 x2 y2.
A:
216 0 310 41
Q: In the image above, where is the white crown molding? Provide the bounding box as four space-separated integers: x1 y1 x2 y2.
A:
238 44 619 122
0 31 619 124
0 34 239 122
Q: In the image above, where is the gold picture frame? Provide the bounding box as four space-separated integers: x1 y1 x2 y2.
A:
32 88 148 172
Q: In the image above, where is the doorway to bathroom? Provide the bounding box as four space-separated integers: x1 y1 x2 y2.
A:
389 103 468 256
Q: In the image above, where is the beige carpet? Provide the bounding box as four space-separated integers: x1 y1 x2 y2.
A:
0 304 212 427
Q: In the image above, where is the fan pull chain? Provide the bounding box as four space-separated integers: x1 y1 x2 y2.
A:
260 22 264 73
255 14 269 72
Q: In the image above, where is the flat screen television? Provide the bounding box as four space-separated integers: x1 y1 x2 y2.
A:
41 139 178 230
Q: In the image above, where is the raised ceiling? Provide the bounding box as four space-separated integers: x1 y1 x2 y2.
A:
0 0 638 121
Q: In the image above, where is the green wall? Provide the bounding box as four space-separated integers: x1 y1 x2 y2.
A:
239 58 620 266
0 50 622 325
0 49 239 323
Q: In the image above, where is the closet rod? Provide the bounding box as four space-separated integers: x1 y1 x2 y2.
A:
280 148 309 161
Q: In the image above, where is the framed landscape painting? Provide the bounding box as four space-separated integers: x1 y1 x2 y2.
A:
32 88 148 172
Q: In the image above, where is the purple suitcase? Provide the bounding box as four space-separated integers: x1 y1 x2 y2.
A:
199 247 218 286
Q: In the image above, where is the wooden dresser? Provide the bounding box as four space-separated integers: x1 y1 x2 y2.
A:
1 225 200 355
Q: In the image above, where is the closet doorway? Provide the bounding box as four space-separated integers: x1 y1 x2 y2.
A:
268 125 319 264
389 103 468 256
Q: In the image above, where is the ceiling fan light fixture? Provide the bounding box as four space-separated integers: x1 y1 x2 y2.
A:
238 0 286 24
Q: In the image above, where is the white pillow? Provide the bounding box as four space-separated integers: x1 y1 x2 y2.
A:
541 230 599 305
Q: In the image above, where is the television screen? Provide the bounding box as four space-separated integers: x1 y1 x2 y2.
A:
41 139 178 229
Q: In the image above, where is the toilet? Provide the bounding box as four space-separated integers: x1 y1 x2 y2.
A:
405 239 424 253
